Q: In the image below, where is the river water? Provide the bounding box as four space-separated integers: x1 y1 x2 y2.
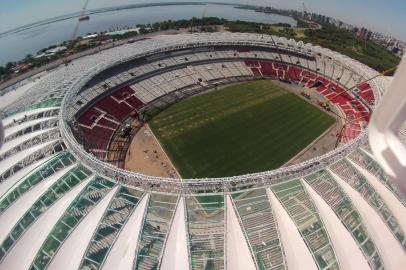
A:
0 4 296 65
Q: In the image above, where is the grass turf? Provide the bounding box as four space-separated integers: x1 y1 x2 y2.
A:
149 80 335 178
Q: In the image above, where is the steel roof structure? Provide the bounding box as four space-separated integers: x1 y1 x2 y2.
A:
0 32 405 270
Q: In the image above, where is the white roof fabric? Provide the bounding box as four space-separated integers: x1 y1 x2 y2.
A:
4 116 57 138
2 107 59 127
48 185 119 270
349 160 406 235
0 78 43 111
160 197 190 270
0 127 57 156
102 194 149 270
329 170 406 270
0 176 93 270
0 163 77 245
303 180 369 270
0 154 55 199
0 140 57 175
267 189 317 270
1 31 405 270
225 195 256 270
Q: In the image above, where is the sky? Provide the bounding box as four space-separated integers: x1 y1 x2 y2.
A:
0 0 405 40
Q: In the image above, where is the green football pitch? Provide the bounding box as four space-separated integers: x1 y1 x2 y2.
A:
149 80 335 178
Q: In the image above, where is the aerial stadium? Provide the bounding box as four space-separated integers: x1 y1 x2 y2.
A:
0 30 405 270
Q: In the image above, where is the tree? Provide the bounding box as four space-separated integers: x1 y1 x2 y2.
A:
6 62 14 71
24 54 34 62
139 28 149 35
0 65 6 75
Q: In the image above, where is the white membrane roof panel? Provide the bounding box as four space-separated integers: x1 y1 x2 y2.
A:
349 160 406 235
0 163 77 245
4 116 57 138
48 186 118 270
0 127 57 156
225 195 256 270
267 189 317 270
0 154 55 199
303 180 369 270
0 140 57 176
0 176 93 270
160 197 189 270
102 194 149 270
329 170 406 270
2 107 59 127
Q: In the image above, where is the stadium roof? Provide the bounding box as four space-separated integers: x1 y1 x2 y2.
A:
0 32 405 270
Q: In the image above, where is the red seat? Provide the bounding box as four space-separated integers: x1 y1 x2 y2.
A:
78 108 103 126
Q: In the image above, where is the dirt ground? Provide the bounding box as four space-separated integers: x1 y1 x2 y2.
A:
124 124 180 179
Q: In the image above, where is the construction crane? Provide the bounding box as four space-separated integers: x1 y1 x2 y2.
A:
190 17 194 33
63 0 90 66
318 64 397 109
329 65 398 103
334 115 368 148
201 6 207 31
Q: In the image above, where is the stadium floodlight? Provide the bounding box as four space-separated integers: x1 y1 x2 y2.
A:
369 56 406 196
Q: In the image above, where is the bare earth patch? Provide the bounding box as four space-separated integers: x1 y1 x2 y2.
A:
124 124 179 178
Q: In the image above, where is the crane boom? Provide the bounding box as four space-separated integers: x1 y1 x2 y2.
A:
333 64 398 147
201 6 207 30
63 0 90 65
72 0 90 41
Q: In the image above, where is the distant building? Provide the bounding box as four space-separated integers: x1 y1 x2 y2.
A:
309 13 331 25
83 34 98 39
106 28 141 36
45 46 67 54
307 11 402 53
357 27 372 40
12 63 31 73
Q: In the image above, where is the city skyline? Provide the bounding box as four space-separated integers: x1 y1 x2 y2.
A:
0 0 405 41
